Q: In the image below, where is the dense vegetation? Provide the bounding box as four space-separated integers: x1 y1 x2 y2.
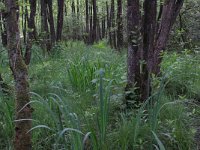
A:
0 0 200 149
1 41 200 149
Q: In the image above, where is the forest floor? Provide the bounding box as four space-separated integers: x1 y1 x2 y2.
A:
0 41 200 149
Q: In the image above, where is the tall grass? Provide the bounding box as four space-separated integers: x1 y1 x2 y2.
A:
0 42 199 149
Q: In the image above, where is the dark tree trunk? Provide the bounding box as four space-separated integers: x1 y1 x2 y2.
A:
106 1 111 46
89 4 93 43
56 0 64 41
24 0 37 65
125 0 184 105
117 0 123 50
101 7 106 39
85 0 89 43
76 0 80 39
47 0 56 44
110 0 117 49
41 0 51 53
91 0 97 44
154 0 184 74
23 0 28 44
6 0 32 149
126 0 141 105
141 0 157 101
72 0 76 40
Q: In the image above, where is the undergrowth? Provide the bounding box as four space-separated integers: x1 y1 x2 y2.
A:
0 41 199 149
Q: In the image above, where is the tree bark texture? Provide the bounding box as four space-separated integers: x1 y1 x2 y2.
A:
47 0 56 44
91 0 97 44
126 0 141 104
126 0 184 103
110 0 117 49
6 0 32 149
24 0 37 65
56 0 64 41
117 0 123 50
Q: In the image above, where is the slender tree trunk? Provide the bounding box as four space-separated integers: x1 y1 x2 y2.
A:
154 0 184 75
6 0 32 149
141 0 157 101
117 0 123 50
72 0 76 40
101 7 106 39
41 0 50 53
85 0 89 43
23 0 28 44
56 0 64 41
106 1 111 46
47 0 56 44
24 0 37 65
76 0 80 39
110 0 117 49
91 0 97 44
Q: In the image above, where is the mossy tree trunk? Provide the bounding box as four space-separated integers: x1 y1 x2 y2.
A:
6 0 32 149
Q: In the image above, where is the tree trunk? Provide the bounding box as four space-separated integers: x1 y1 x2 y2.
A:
125 0 184 105
106 1 111 46
47 0 56 44
89 4 93 43
40 0 50 53
117 0 123 50
56 0 64 41
110 0 117 49
72 0 76 40
24 0 37 65
85 0 89 43
154 0 184 74
76 0 80 39
141 0 157 101
91 0 97 44
101 7 106 39
6 0 32 149
126 0 141 105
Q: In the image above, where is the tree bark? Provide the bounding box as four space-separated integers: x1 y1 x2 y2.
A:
141 0 157 101
85 0 89 43
5 0 32 149
106 1 111 46
126 0 141 105
154 0 184 74
24 0 37 65
117 0 123 50
72 0 76 40
47 0 56 44
110 0 117 49
125 0 184 104
41 0 51 53
91 0 97 44
56 0 64 41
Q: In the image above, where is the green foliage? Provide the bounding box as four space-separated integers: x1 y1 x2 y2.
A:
162 50 200 99
0 42 199 149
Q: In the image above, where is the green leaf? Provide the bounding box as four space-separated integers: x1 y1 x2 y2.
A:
152 131 166 150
